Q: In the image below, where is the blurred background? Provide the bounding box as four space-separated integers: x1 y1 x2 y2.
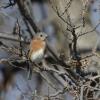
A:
0 0 100 100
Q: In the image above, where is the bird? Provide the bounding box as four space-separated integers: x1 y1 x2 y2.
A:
28 32 47 63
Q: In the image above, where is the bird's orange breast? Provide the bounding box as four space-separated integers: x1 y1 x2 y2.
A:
30 38 45 52
29 38 46 61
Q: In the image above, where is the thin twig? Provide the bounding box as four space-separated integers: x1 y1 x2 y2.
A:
0 32 29 43
50 87 68 97
78 22 100 38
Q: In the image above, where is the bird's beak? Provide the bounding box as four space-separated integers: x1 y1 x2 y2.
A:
45 34 48 38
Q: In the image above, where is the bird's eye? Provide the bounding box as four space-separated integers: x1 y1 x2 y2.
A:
40 34 43 37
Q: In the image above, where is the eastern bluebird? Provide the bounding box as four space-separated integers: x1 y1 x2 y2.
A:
29 32 47 63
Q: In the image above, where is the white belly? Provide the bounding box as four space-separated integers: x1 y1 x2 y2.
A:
30 48 44 63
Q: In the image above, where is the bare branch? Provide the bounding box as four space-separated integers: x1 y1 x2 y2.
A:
78 22 100 38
